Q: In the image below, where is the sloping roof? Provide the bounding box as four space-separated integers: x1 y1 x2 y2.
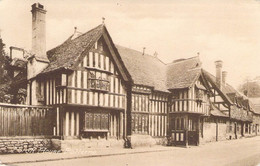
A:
42 24 104 74
249 97 260 114
38 24 205 92
10 58 27 69
116 45 168 91
202 70 233 104
202 69 260 115
166 56 202 89
117 45 203 92
211 107 229 118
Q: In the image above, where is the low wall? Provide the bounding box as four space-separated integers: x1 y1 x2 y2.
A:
52 138 125 152
129 134 157 148
0 137 52 154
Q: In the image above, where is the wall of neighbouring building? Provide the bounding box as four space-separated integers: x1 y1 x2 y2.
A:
201 121 217 143
201 117 228 144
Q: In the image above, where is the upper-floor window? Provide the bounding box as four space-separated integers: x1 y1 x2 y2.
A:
88 70 110 92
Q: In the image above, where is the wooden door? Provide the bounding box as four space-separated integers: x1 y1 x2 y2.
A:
169 116 186 146
188 116 198 145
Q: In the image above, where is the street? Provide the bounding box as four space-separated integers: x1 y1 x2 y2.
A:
9 136 260 166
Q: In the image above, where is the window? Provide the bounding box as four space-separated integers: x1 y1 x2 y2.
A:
195 89 204 101
131 114 148 134
36 80 44 102
84 112 109 131
88 71 110 91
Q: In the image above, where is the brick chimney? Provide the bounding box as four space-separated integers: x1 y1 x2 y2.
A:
27 3 49 79
27 3 49 105
215 60 223 90
222 71 227 86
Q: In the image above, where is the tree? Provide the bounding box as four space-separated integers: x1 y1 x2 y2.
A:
238 81 260 98
0 36 12 102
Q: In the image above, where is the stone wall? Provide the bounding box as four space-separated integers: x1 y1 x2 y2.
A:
0 137 52 154
129 134 156 148
52 138 125 152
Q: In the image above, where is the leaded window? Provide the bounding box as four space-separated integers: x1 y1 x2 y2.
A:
88 70 110 91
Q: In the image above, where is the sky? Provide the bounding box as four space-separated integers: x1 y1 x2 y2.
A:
0 0 260 88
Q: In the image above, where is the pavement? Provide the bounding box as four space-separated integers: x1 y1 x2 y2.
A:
0 145 176 165
1 136 260 166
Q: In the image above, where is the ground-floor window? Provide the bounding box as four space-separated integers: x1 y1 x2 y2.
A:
84 112 109 131
131 113 148 134
188 118 197 131
170 117 185 130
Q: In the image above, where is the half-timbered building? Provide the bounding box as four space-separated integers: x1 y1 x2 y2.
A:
9 3 259 150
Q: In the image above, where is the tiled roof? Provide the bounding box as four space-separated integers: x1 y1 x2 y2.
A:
249 97 260 114
41 24 104 74
210 105 229 118
117 45 202 92
39 24 204 92
116 45 168 92
166 56 202 89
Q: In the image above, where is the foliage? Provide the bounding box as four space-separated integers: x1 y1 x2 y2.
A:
238 81 260 98
0 37 12 103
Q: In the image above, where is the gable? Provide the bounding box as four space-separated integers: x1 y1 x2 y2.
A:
40 24 131 82
74 31 132 83
166 56 202 90
74 36 125 82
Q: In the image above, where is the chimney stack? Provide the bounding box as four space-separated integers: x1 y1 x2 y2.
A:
28 3 49 80
142 47 146 55
222 71 227 86
215 60 223 90
31 3 48 61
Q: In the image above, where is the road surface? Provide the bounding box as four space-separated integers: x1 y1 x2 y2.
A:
14 136 260 166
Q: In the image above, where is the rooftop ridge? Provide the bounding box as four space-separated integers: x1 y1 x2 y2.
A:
115 44 166 65
47 24 104 55
166 55 199 65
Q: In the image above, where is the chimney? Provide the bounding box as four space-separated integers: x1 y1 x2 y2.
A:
222 71 227 86
31 3 48 61
28 3 49 80
215 60 223 90
154 51 158 58
142 47 146 55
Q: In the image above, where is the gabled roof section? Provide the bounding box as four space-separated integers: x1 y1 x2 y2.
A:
116 45 167 91
40 24 132 82
41 24 104 74
166 56 202 90
210 103 229 118
116 49 204 92
202 69 233 105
